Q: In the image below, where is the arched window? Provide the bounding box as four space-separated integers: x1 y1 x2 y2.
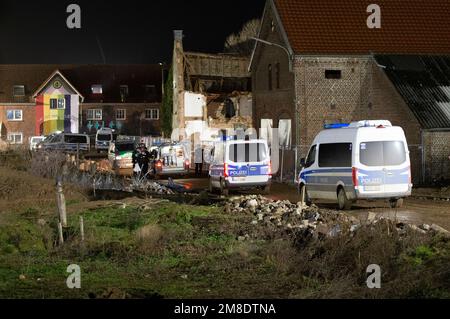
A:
268 64 273 91
275 63 280 89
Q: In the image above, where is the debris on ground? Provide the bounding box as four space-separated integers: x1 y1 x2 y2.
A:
132 179 175 195
224 195 450 241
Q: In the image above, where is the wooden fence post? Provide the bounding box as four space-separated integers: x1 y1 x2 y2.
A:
56 176 67 228
80 216 85 242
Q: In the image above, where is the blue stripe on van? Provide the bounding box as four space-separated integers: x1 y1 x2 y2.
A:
300 167 410 186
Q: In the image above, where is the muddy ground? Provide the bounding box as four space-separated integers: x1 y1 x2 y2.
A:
0 163 449 299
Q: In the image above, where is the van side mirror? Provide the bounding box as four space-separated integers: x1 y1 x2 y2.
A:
300 158 306 167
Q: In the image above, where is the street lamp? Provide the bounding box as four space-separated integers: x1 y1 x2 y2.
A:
250 37 293 72
159 62 166 98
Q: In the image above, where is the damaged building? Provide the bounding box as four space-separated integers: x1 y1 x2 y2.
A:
171 30 253 143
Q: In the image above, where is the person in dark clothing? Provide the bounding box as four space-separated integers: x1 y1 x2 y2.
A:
149 148 159 175
194 145 204 176
136 146 151 178
132 145 141 173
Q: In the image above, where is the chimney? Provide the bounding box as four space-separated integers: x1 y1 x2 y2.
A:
174 30 183 44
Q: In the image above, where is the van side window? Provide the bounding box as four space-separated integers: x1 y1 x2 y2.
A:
318 143 352 167
305 145 316 168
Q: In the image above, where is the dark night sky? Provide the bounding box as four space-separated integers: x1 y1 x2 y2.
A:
0 0 265 64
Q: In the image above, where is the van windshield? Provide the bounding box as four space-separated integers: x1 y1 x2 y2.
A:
116 143 135 152
360 141 406 166
97 134 112 141
64 135 88 144
228 142 268 163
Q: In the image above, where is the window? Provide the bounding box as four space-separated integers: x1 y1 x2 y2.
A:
325 70 342 79
144 85 157 99
275 63 280 89
58 98 65 109
145 109 159 120
305 145 316 168
359 141 406 166
13 85 25 97
87 109 102 120
228 142 268 163
49 98 60 109
91 84 103 94
6 109 23 121
64 135 88 144
120 85 129 102
7 132 23 144
268 64 273 90
318 143 352 167
116 109 126 120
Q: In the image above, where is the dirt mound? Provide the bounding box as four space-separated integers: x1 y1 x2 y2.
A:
0 167 86 211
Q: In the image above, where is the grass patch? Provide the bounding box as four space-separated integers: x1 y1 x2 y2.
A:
0 188 449 298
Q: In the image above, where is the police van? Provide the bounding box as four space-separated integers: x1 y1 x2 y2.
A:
209 138 272 195
298 120 412 210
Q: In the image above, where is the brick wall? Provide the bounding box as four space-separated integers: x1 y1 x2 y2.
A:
80 103 161 137
293 56 423 183
251 6 296 178
0 104 36 145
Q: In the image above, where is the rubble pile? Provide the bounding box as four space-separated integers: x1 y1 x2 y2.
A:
132 180 175 195
224 195 450 241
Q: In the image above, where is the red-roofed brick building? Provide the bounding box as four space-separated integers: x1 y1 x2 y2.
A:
250 0 450 183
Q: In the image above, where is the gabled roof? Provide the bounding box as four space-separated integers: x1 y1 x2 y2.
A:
375 55 450 129
32 69 84 101
0 64 162 103
273 0 450 55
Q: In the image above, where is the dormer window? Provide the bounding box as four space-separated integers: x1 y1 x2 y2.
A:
91 84 103 94
120 85 129 102
144 85 157 100
13 85 25 97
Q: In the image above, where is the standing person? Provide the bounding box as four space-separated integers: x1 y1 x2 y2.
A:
132 143 141 176
136 144 151 178
194 144 204 176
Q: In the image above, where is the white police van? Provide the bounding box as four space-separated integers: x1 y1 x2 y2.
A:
298 120 412 210
209 138 272 195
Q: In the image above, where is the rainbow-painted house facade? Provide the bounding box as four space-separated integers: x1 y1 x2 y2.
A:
1 64 162 146
33 71 82 136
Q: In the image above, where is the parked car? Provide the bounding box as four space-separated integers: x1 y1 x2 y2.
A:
297 120 412 210
95 128 117 152
29 136 45 151
153 143 190 178
40 132 90 153
108 139 136 176
208 138 272 195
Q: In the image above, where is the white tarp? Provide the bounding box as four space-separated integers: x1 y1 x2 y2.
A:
184 92 205 117
278 119 292 149
260 119 273 146
185 120 206 139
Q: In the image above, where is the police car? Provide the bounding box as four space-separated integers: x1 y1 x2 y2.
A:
209 137 272 196
298 120 412 209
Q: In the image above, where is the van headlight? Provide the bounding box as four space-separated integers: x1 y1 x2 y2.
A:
115 156 122 160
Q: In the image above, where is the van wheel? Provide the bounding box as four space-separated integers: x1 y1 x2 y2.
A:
262 184 271 195
337 187 352 210
389 198 404 208
220 179 229 196
209 179 215 193
298 184 312 206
